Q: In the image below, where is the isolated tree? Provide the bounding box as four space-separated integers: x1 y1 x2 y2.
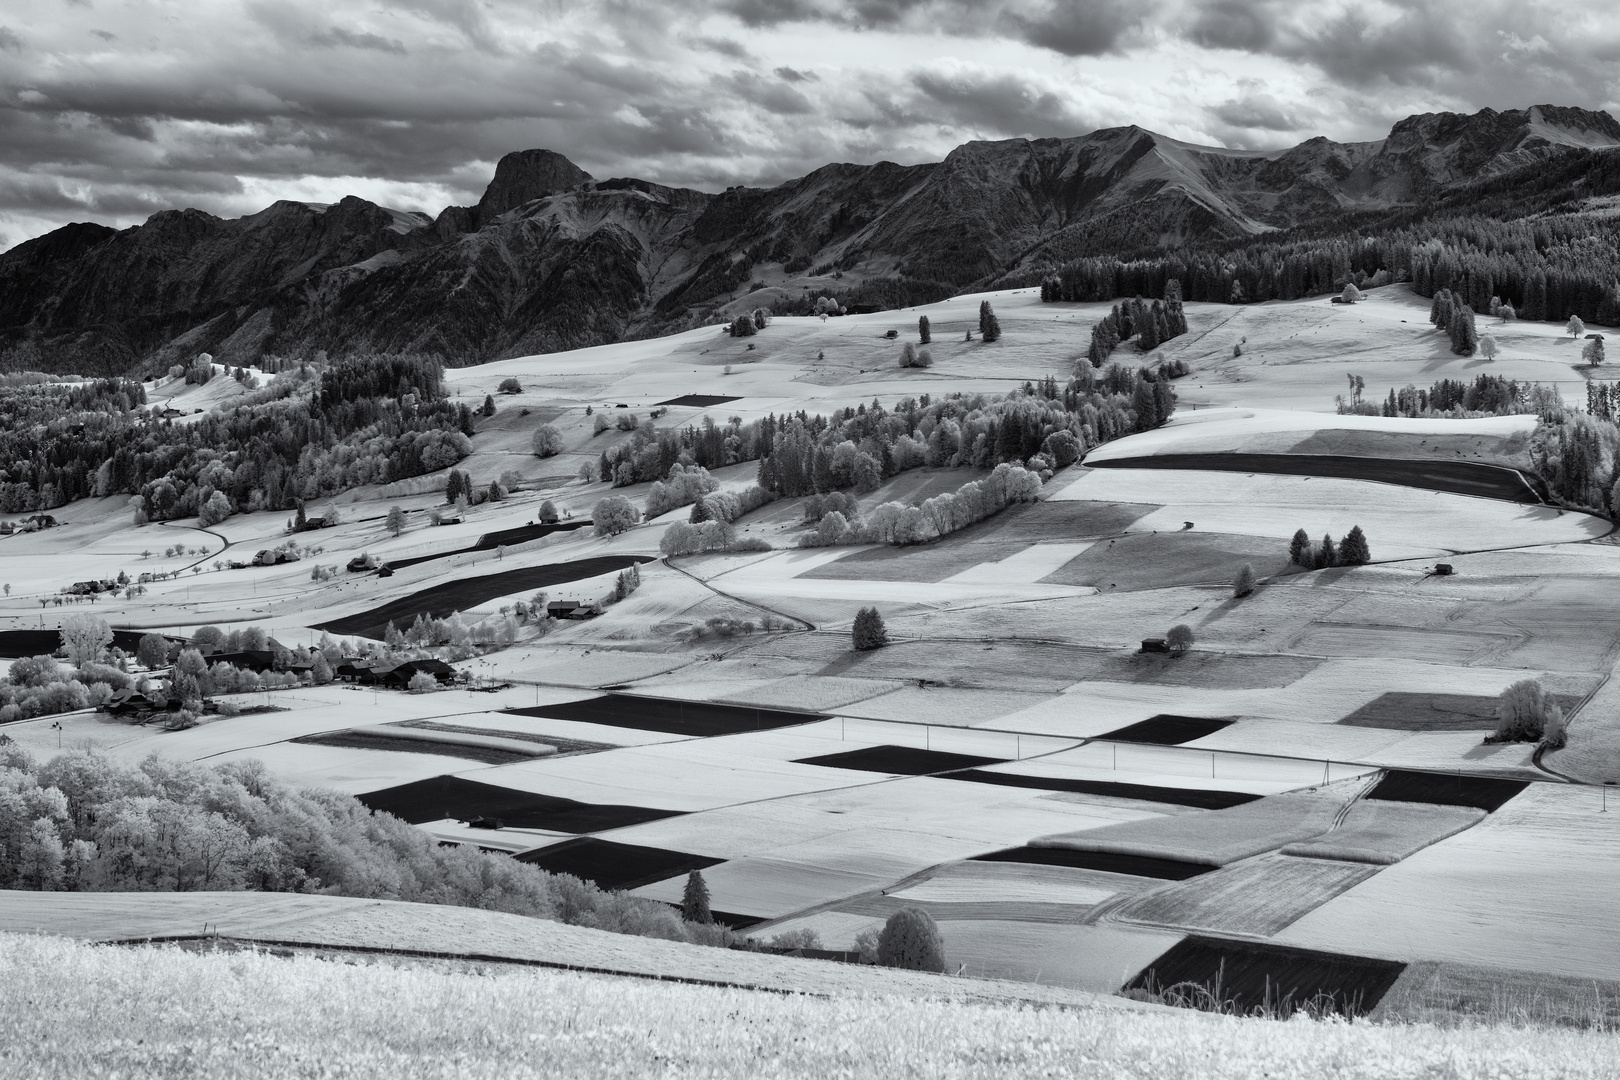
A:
498 377 522 394
915 348 934 368
192 625 225 650
900 342 918 368
877 907 945 972
539 499 559 523
1585 338 1606 367
1568 315 1587 339
1339 525 1371 566
1289 528 1312 567
1494 678 1563 743
60 613 113 667
1341 283 1361 304
1232 563 1256 598
681 869 713 924
918 315 931 344
408 671 437 693
488 481 504 503
1165 624 1194 655
1316 533 1338 569
532 424 564 458
752 307 768 331
1479 334 1499 362
137 632 170 670
311 653 333 685
481 394 496 417
591 495 639 536
386 505 407 536
852 606 888 651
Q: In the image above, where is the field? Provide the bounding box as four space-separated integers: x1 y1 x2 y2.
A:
15 933 1620 1080
9 283 1620 1021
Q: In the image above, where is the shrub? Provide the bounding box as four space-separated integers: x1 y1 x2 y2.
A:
645 464 719 519
539 499 559 523
1492 678 1563 743
593 413 610 436
728 536 772 553
615 413 639 432
532 425 564 458
852 607 888 651
854 924 882 964
592 496 639 536
1233 564 1255 598
407 671 438 693
877 907 945 972
767 928 823 951
1166 624 1194 655
681 870 712 924
498 377 522 394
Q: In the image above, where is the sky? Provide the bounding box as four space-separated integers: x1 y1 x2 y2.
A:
1 0 1618 251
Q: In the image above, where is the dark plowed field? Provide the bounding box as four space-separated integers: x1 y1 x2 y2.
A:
947 769 1258 809
1127 935 1407 1018
505 694 822 737
1089 453 1542 504
314 555 653 639
1097 715 1234 745
655 394 741 407
1364 769 1529 813
382 521 590 572
974 846 1213 880
295 732 537 766
1340 691 1583 731
0 627 178 660
356 775 683 832
796 745 1007 775
516 837 724 891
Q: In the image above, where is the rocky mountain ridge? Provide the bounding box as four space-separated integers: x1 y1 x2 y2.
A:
3 104 1618 373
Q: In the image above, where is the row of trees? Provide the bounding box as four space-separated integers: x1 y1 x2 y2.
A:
1345 373 1559 419
1289 527 1371 569
797 463 1043 547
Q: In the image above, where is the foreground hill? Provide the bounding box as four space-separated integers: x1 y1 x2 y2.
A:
3 105 1618 373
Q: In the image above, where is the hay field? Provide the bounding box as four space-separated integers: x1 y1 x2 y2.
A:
1279 783 1620 980
1281 801 1485 864
1111 853 1381 936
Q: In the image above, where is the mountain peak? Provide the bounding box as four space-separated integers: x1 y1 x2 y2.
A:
474 149 593 223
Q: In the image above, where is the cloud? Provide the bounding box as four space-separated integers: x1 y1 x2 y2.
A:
1 0 1618 252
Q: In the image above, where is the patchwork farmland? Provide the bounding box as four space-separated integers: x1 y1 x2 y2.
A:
7 282 1620 1024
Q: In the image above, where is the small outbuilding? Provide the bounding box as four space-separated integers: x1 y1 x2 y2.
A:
1140 637 1169 654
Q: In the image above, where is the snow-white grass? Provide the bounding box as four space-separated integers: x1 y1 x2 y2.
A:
1282 801 1485 864
1280 782 1620 980
1085 406 1536 462
1048 467 1608 559
886 862 1119 907
197 741 480 794
1009 741 1375 794
943 541 1096 584
20 932 1620 1080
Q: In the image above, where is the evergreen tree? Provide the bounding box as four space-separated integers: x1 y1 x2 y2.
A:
877 908 945 972
852 607 888 651
1233 563 1256 598
481 394 496 417
979 302 1000 342
1339 525 1371 565
1289 528 1311 566
1317 534 1338 569
918 315 931 344
681 870 712 923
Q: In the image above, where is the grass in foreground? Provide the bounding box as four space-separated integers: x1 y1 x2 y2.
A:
4 934 1619 1079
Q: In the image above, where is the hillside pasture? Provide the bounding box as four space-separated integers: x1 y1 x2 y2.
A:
1112 853 1381 937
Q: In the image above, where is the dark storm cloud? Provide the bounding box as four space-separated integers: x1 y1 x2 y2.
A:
775 66 818 83
691 36 755 60
0 26 22 51
1186 0 1276 51
719 0 1153 55
910 70 1089 134
1211 93 1297 132
1000 0 1154 57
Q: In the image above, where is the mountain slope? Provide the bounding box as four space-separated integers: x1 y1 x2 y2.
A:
3 105 1618 372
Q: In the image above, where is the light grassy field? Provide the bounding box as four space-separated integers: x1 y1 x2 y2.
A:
10 933 1619 1079
1282 801 1486 864
1111 853 1381 937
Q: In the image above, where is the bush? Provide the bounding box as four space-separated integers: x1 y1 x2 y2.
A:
852 607 888 651
727 537 772 553
592 496 639 537
1232 564 1255 598
645 464 719 519
877 907 945 972
532 425 564 458
1492 678 1563 743
1166 624 1194 655
407 671 438 693
593 413 610 436
498 377 522 394
767 928 823 951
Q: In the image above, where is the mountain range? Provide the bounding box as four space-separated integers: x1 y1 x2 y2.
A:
4 104 1619 374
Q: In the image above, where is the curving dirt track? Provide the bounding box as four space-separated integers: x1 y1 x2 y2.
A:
1087 452 1545 504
